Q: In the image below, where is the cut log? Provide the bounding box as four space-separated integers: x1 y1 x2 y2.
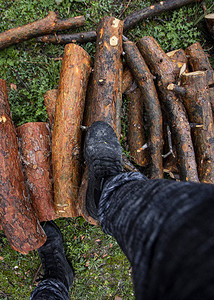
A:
167 48 188 73
0 79 46 254
52 44 91 218
43 89 58 128
137 36 199 182
185 42 214 118
16 122 56 221
123 0 202 30
123 41 163 178
181 71 214 183
205 13 214 39
0 11 85 50
83 17 123 137
38 31 97 44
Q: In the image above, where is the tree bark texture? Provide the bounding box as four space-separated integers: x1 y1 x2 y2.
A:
38 31 97 44
123 41 163 178
0 11 85 50
181 71 214 183
123 0 202 30
43 89 58 128
205 13 214 39
137 36 199 182
52 44 91 218
123 68 148 167
0 79 46 254
84 17 123 138
185 42 214 118
16 122 56 221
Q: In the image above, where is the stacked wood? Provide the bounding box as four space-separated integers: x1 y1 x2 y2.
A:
123 40 163 179
122 68 148 168
52 43 91 218
0 79 46 254
16 122 56 221
0 11 85 51
137 36 199 182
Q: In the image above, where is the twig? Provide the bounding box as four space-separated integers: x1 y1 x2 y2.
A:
11 68 32 95
162 125 175 159
32 263 42 285
119 0 132 18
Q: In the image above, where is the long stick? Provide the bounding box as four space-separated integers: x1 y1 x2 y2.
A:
0 11 85 50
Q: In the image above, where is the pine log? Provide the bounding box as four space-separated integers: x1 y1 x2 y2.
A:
16 122 56 221
43 89 58 127
123 41 163 178
137 36 199 182
0 11 85 50
185 42 214 118
181 71 214 183
0 79 46 254
123 68 148 167
38 31 97 44
52 44 91 218
38 0 201 45
205 13 214 39
124 0 202 30
83 17 123 137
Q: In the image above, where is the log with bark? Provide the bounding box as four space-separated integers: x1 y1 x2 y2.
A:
181 71 214 183
122 68 148 167
0 79 46 254
43 89 58 128
185 42 214 117
83 16 123 136
123 41 163 178
205 13 214 39
52 43 91 218
38 0 202 45
137 36 199 182
167 48 188 74
0 11 85 50
16 122 56 221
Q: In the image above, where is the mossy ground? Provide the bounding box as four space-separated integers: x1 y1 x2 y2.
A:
0 0 213 299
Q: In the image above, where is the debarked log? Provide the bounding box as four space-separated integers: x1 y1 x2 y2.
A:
52 44 91 218
16 122 56 221
0 11 85 50
137 36 199 182
0 79 46 254
181 71 214 183
123 41 163 178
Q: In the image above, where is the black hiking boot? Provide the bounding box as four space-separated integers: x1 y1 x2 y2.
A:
84 121 122 219
38 221 74 290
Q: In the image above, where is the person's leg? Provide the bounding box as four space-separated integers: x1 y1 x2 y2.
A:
30 221 73 300
84 121 214 300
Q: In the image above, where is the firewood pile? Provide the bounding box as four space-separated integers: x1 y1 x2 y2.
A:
0 0 214 254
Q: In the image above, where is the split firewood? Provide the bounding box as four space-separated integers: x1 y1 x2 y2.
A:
137 36 199 182
0 79 46 254
0 11 85 50
16 122 56 221
123 41 163 179
52 44 91 218
122 68 148 167
185 42 214 117
43 89 58 128
181 71 214 183
38 0 202 45
84 16 123 136
205 13 214 39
